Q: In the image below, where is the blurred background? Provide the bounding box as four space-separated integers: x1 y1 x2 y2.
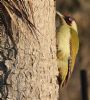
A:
56 0 90 100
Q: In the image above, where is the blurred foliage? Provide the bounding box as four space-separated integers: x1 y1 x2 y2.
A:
56 0 80 13
56 0 90 100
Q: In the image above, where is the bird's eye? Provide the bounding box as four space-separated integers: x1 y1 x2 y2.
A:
68 17 72 22
64 16 73 25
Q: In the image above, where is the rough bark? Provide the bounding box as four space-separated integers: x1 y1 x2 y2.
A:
6 0 59 100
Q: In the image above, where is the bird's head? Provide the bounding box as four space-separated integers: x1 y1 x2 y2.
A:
56 11 78 33
64 15 78 33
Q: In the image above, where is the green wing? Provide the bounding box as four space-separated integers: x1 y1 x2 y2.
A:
70 28 79 72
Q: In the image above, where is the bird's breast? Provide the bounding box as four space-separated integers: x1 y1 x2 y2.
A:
56 25 71 58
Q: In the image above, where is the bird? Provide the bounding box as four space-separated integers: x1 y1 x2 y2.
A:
56 11 79 87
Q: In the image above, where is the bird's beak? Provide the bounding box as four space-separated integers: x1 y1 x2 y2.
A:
56 11 66 24
56 11 64 18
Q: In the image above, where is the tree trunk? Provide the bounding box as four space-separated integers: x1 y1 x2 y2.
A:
4 0 59 100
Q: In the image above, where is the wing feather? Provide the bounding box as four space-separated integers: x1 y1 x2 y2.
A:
63 28 79 86
70 28 79 72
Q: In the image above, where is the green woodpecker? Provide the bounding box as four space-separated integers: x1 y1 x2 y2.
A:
56 11 79 87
